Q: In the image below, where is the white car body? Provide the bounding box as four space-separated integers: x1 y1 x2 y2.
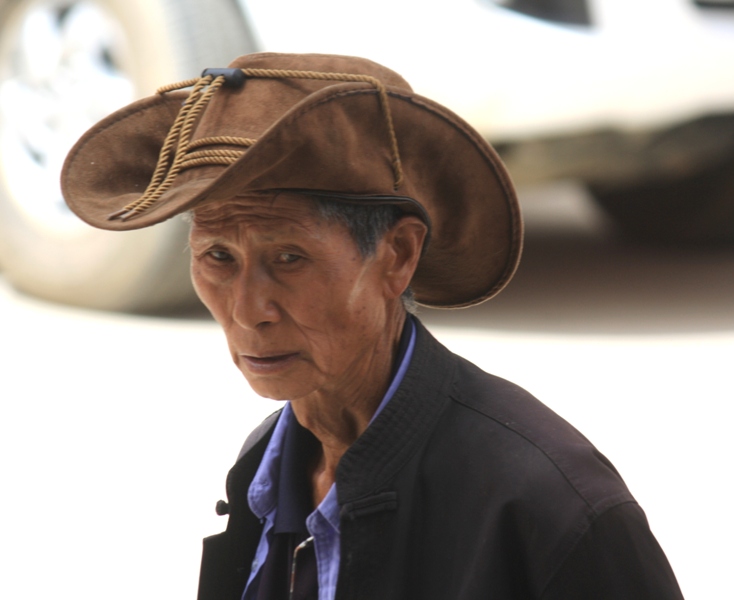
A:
239 0 734 140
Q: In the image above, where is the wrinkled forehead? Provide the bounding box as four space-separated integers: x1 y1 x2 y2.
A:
191 192 323 231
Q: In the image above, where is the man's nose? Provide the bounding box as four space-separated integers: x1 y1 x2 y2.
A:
231 266 281 330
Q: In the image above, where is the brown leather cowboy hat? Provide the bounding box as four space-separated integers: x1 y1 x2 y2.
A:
61 52 522 308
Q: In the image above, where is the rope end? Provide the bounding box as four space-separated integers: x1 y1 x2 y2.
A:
107 208 142 222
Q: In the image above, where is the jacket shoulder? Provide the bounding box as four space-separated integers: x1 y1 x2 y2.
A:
410 345 661 597
444 355 634 514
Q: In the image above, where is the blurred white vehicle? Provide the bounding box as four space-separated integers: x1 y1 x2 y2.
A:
1 0 733 311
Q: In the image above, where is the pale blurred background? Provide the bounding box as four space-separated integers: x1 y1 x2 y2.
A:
1 1 734 598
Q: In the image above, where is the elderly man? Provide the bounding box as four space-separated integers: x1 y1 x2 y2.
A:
62 53 683 600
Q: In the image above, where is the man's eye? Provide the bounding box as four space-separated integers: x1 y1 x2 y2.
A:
276 252 300 264
208 250 233 262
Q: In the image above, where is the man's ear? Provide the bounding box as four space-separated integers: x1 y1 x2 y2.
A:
379 215 428 300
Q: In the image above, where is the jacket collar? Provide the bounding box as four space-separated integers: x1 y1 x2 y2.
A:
335 319 456 505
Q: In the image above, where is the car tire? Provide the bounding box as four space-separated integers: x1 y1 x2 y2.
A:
587 157 734 245
0 0 256 312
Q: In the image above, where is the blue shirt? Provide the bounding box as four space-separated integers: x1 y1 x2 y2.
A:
242 318 416 600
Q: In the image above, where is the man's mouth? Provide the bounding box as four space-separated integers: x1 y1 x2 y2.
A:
240 353 299 372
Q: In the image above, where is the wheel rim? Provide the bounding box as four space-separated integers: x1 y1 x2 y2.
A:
0 0 135 236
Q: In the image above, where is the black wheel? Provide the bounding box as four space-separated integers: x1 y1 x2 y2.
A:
587 158 734 245
0 0 256 311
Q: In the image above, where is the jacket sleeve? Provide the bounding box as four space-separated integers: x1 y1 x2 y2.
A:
540 502 684 600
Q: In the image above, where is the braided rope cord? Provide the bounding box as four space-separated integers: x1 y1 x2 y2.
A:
111 68 403 222
109 75 224 219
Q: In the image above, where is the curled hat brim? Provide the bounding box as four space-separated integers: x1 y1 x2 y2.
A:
62 54 522 308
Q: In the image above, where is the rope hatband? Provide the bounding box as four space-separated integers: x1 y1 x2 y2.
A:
109 68 404 222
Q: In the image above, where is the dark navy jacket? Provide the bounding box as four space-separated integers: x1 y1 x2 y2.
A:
198 320 683 600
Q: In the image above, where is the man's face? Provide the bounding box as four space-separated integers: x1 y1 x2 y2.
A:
189 193 395 402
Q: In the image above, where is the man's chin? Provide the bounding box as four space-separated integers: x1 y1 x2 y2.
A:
240 372 311 402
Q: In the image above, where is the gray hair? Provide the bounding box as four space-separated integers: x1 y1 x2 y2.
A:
311 196 417 314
